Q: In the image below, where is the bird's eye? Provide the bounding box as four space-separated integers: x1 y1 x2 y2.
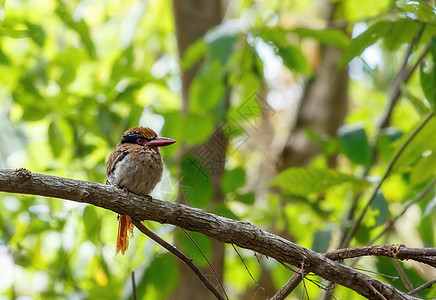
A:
136 138 145 145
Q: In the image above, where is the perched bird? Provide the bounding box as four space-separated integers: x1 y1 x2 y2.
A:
106 127 176 255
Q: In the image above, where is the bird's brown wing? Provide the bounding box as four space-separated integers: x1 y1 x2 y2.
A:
106 150 127 179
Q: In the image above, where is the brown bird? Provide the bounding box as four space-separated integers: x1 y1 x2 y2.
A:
106 126 176 255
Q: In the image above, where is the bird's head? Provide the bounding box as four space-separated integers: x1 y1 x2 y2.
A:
121 127 176 148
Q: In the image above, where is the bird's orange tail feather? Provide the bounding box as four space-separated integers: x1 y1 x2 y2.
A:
116 215 134 255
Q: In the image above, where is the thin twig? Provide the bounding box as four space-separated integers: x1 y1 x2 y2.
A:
393 261 414 291
278 261 299 272
276 261 333 293
379 24 426 129
339 35 432 250
131 220 225 300
358 274 388 300
343 110 435 246
346 177 436 268
369 176 436 245
254 252 261 264
181 228 229 300
231 244 269 298
131 271 137 300
270 270 305 300
301 262 309 300
407 278 436 296
353 267 399 280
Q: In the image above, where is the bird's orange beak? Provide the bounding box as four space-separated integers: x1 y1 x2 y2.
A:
146 137 177 148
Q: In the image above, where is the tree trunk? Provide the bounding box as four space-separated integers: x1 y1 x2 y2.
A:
277 44 348 171
244 5 349 298
171 1 226 299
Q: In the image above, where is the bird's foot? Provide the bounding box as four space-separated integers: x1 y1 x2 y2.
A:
146 195 152 201
112 185 129 196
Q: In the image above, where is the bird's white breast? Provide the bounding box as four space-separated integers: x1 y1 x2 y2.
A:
107 148 163 196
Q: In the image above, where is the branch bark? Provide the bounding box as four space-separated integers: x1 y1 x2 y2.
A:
0 168 426 300
325 245 436 268
270 268 307 300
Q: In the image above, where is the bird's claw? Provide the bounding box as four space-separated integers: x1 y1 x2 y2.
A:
111 184 129 196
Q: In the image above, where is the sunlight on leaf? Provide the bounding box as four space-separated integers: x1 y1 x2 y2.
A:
269 167 363 196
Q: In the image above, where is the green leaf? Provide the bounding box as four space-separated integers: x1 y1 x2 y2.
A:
395 117 436 172
420 36 436 107
312 228 332 253
83 206 100 244
221 167 245 194
55 2 96 58
292 28 350 50
276 44 312 75
410 153 436 186
260 30 311 74
183 113 215 145
339 21 391 68
111 46 134 81
189 61 226 113
181 155 213 207
376 127 403 162
21 104 47 121
161 111 183 144
418 214 434 247
376 257 427 295
48 122 65 158
400 0 436 22
139 253 179 296
355 224 371 244
423 196 436 218
204 21 241 66
176 231 212 267
370 191 389 228
206 33 237 66
0 45 10 64
383 19 419 51
25 22 45 47
229 92 263 121
338 124 371 167
306 129 340 156
269 167 360 196
213 203 239 220
0 27 33 38
234 192 255 205
420 64 436 107
181 39 207 70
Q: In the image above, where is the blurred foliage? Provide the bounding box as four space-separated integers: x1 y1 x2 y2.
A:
0 0 436 299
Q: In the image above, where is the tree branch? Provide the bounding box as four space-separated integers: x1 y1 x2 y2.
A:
270 268 307 300
408 278 436 296
0 168 424 300
131 220 226 300
343 110 435 246
325 245 436 268
378 25 427 129
369 176 436 245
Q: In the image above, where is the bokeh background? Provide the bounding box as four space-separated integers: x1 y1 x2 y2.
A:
0 0 435 299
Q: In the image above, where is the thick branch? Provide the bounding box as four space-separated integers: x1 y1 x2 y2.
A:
0 168 422 300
